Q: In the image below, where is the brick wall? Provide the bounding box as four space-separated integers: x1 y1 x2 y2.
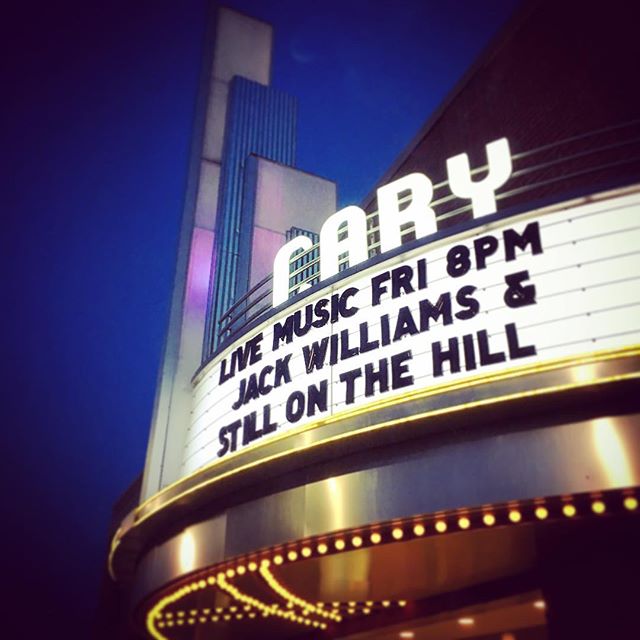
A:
366 0 640 225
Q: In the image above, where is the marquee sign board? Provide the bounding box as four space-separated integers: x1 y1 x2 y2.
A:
183 189 640 477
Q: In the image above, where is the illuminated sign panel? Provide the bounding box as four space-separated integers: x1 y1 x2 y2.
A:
183 189 640 476
272 138 513 305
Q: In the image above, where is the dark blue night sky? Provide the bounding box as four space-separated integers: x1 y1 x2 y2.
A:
2 1 519 636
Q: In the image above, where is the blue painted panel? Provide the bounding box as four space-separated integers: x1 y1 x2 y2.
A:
205 76 297 355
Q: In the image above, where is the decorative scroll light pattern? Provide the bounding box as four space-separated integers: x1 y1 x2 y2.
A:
144 487 639 639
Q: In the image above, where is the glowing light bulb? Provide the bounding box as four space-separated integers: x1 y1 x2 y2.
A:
535 506 548 520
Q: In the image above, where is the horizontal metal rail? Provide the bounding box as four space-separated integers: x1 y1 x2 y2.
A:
218 272 273 325
212 120 640 352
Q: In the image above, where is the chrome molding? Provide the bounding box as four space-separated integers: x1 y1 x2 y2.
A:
131 406 640 602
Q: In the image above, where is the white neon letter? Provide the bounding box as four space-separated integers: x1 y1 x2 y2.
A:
320 205 368 281
377 172 436 253
446 137 512 218
272 235 313 306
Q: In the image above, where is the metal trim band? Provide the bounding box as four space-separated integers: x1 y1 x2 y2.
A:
110 347 640 580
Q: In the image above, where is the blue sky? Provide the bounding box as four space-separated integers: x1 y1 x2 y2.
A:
1 0 519 636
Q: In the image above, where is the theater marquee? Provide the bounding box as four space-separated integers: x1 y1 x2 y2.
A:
183 188 640 476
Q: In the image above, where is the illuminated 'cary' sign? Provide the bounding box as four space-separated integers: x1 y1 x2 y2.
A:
184 188 640 475
273 138 513 306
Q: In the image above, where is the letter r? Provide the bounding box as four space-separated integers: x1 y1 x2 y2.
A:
377 173 436 254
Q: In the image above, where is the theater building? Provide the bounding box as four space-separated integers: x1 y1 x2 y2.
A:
108 2 640 638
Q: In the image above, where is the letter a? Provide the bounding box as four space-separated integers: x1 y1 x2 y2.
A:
320 206 368 281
